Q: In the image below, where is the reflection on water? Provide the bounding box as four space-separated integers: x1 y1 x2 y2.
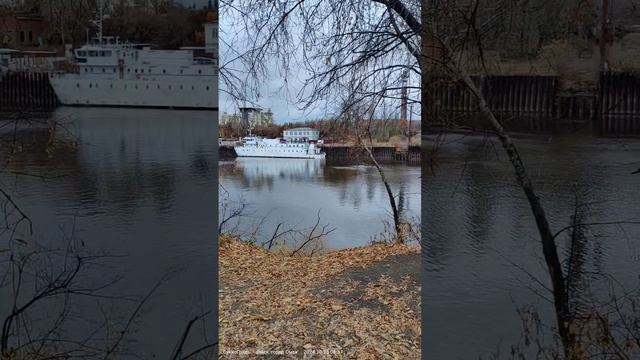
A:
0 107 217 357
219 158 420 249
423 134 640 359
228 157 325 190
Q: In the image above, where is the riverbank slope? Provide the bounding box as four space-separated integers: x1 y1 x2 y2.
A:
219 236 421 359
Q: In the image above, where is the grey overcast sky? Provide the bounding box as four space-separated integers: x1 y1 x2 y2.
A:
218 12 331 123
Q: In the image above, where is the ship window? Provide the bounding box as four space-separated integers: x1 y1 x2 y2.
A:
135 69 138 73
135 85 138 89
113 69 116 73
76 83 80 88
146 85 149 89
110 84 113 88
102 68 105 73
89 83 92 88
163 69 166 74
28 31 33 43
19 31 24 43
128 69 130 73
180 70 183 74
124 84 127 89
180 85 183 90
198 70 202 74
95 84 98 88
168 85 172 90
206 86 210 91
85 68 88 72
191 86 194 90
157 85 160 89
89 51 97 56
141 69 144 73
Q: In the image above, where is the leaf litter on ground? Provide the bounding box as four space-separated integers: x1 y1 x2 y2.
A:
219 235 421 359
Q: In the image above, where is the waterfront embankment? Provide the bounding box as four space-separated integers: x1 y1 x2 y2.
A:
0 71 59 111
219 235 420 359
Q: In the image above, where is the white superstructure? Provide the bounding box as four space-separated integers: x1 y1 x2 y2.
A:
234 131 325 159
49 10 217 109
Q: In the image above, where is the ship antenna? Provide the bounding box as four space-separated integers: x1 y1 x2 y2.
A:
89 0 104 44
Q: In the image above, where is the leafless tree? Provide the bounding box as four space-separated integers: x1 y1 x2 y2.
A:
422 1 640 358
220 0 419 108
220 0 420 243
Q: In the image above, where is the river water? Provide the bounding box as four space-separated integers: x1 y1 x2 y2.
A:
423 133 640 359
219 158 421 249
0 107 217 358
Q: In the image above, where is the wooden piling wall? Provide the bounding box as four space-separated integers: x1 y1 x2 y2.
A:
426 76 564 132
324 146 421 164
597 72 640 136
427 72 640 136
0 71 59 112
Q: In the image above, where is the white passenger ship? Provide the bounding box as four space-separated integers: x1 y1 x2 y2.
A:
234 127 325 159
49 10 217 109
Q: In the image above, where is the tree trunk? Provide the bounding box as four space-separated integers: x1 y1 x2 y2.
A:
460 74 573 356
358 134 403 243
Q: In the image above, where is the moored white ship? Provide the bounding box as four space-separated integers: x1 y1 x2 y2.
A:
234 127 325 159
49 9 217 110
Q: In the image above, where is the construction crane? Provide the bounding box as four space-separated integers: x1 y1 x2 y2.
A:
399 54 412 147
400 67 409 122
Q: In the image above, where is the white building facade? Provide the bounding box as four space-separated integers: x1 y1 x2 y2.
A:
283 127 320 142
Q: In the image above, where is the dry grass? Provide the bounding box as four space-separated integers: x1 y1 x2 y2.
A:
322 135 420 149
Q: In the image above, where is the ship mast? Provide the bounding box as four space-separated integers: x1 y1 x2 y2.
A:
90 0 104 44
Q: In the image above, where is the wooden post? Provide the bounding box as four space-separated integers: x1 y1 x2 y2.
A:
600 0 610 72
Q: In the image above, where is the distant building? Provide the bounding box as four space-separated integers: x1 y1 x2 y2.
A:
283 127 320 142
0 14 47 50
116 0 170 12
0 48 60 73
239 107 273 127
204 20 217 55
220 107 274 128
219 112 242 126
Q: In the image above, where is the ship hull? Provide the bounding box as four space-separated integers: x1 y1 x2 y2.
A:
234 146 325 159
49 75 217 110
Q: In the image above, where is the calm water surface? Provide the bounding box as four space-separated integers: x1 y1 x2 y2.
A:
219 158 420 249
423 134 640 359
0 107 217 358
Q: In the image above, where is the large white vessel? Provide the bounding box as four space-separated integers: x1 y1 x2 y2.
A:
49 10 217 110
234 127 325 159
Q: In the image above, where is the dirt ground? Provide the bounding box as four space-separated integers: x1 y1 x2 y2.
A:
219 236 421 359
